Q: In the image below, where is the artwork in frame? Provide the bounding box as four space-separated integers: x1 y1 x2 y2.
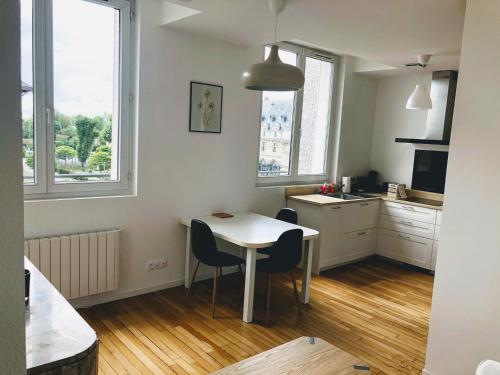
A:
189 81 223 133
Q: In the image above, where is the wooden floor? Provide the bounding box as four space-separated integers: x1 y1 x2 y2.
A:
80 258 434 375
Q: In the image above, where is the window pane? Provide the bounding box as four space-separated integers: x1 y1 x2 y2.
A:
52 0 120 183
21 0 35 184
257 47 297 178
298 57 334 175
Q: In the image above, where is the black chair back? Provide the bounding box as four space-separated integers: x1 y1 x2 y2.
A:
191 219 219 266
266 229 303 273
276 208 298 225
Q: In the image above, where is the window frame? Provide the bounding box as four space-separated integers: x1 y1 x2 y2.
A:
255 42 339 187
23 0 135 200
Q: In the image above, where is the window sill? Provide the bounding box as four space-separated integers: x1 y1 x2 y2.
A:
255 181 325 188
24 189 136 203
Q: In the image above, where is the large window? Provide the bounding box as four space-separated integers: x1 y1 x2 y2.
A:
257 44 337 185
21 0 134 198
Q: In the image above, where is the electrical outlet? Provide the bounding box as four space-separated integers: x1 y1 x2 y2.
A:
146 258 168 271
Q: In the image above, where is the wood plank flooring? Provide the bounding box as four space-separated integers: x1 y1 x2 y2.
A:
80 257 434 375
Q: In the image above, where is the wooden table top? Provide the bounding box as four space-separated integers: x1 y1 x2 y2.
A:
211 336 370 374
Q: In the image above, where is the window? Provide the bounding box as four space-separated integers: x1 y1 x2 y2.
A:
257 44 337 185
21 0 134 198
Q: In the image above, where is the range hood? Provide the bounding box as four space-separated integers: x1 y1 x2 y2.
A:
396 70 458 145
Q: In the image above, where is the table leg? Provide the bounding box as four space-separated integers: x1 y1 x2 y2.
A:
243 248 257 323
184 227 191 288
301 239 314 303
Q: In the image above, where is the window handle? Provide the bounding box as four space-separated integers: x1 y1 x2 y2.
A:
46 107 53 127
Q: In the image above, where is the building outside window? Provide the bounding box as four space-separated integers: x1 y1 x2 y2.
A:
256 43 337 185
21 0 134 199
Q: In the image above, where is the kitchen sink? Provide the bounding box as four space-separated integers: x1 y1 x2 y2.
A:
327 193 364 200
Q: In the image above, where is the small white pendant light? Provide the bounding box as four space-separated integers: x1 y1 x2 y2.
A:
241 0 305 91
406 55 432 110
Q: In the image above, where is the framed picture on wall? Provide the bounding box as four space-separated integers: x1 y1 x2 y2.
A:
189 81 223 133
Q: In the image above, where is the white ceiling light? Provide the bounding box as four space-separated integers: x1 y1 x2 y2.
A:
406 55 432 110
241 0 305 91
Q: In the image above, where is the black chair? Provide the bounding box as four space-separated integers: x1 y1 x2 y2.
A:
258 208 298 256
256 229 303 325
185 219 245 318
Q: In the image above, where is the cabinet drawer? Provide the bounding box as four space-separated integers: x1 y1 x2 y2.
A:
379 214 435 240
381 201 437 224
340 229 377 263
434 225 441 241
341 201 379 233
377 229 433 269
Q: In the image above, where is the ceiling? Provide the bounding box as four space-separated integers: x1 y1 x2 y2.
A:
161 0 466 76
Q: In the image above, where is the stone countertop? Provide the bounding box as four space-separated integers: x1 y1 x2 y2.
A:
25 258 97 373
288 193 443 210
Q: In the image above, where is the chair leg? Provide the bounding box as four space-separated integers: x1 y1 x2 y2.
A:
211 267 218 318
290 270 302 317
185 260 200 304
266 273 272 326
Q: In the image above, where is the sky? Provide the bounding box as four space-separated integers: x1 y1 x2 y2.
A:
21 0 117 119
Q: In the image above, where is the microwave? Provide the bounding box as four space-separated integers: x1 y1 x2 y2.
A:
411 150 448 194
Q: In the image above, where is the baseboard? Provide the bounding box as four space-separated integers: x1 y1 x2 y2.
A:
71 266 240 309
422 368 433 375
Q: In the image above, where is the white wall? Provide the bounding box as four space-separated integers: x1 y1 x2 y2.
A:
24 0 284 303
370 73 449 186
0 0 27 373
425 0 500 373
333 56 378 181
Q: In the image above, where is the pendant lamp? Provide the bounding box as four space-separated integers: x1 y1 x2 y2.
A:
406 55 432 110
241 0 305 91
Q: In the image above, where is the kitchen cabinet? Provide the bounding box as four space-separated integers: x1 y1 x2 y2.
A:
341 201 379 233
379 214 435 240
381 201 437 224
318 205 343 269
377 201 441 271
340 229 378 263
288 199 379 273
377 229 433 269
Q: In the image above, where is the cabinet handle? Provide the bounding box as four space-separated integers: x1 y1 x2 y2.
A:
402 205 415 210
397 233 427 245
358 231 367 236
360 203 369 206
401 220 413 226
331 206 341 210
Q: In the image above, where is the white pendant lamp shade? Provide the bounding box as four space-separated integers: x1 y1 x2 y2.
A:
242 45 305 91
406 85 432 110
241 0 305 91
406 54 433 110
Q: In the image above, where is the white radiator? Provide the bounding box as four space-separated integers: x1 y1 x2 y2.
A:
25 229 120 300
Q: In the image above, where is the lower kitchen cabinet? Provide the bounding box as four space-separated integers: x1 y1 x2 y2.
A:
340 229 378 264
288 199 378 273
377 228 433 269
318 205 343 269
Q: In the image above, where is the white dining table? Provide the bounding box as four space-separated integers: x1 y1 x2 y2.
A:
180 212 319 323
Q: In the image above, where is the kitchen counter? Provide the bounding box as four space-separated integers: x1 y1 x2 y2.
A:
25 258 98 374
288 193 443 210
